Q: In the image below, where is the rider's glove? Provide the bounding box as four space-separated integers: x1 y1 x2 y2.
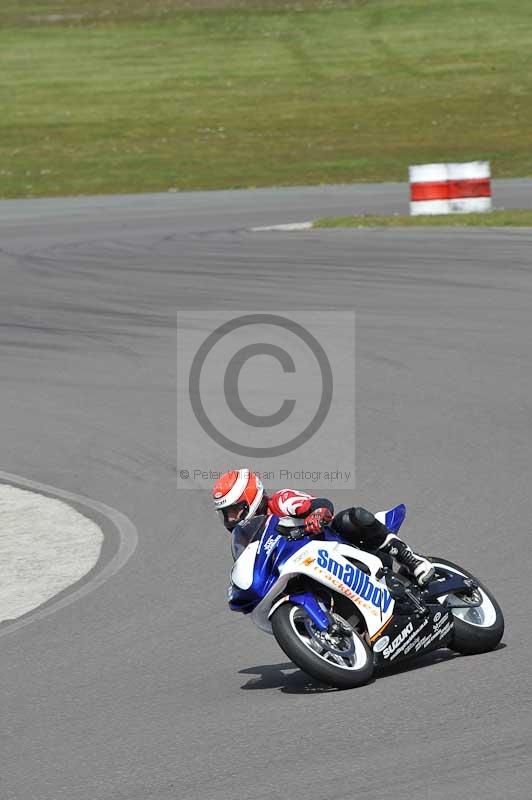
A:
304 507 333 536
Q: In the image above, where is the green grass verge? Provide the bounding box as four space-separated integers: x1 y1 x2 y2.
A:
314 210 532 227
1 1 532 198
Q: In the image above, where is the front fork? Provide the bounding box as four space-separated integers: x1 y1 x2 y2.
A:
288 591 367 645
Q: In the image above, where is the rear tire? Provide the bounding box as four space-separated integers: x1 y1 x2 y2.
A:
271 602 374 689
429 558 504 655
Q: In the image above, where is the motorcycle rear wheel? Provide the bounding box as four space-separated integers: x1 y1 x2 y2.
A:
271 602 374 689
429 558 504 655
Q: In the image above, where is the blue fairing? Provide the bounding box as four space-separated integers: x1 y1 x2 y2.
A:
229 516 329 615
228 507 406 617
384 504 406 533
228 516 343 616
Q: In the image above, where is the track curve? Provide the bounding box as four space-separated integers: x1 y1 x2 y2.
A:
0 183 531 799
0 470 138 639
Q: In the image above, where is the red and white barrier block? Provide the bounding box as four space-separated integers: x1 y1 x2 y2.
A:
409 162 492 215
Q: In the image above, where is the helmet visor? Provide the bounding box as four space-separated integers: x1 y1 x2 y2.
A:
219 501 249 531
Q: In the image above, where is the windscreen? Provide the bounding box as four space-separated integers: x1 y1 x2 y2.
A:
231 515 268 561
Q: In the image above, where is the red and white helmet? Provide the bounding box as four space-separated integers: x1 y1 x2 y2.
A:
212 469 265 531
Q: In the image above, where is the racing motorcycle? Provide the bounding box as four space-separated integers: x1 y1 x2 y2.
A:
228 505 504 689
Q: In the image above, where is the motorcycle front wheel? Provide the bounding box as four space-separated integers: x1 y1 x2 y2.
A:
430 558 504 655
271 602 374 689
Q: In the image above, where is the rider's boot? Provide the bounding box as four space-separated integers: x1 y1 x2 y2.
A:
379 534 435 587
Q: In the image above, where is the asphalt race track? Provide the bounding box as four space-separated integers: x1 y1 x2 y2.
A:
1 182 531 799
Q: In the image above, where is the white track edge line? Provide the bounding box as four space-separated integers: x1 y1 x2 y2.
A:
251 222 313 231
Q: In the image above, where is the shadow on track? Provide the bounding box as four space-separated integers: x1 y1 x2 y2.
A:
239 661 338 694
375 648 461 678
378 641 507 680
239 645 507 693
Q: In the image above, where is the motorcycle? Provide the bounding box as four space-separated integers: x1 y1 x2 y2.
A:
228 505 504 689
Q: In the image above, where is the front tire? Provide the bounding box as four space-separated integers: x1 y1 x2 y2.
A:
271 602 374 689
429 558 504 655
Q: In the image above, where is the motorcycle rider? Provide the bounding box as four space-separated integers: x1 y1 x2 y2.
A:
212 468 435 586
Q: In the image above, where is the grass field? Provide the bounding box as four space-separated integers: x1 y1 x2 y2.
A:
1 0 532 198
314 210 532 228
